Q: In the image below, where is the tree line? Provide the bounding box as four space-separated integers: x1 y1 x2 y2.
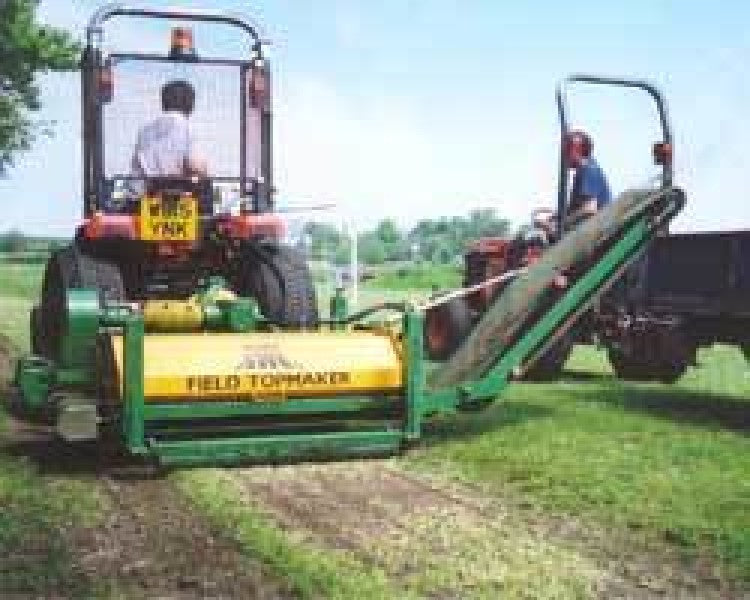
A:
301 208 511 266
0 230 66 254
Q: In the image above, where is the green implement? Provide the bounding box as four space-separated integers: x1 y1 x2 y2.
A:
12 185 685 465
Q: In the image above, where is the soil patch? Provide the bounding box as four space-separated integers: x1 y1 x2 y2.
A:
67 475 296 599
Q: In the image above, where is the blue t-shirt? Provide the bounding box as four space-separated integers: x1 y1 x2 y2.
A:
570 157 612 210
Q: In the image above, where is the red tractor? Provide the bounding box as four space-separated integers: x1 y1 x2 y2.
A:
424 210 571 379
33 5 318 361
424 75 674 380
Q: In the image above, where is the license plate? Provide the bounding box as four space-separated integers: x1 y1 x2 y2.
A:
139 196 198 241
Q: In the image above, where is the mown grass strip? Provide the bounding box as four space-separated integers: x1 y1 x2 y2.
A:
409 345 750 584
175 469 408 600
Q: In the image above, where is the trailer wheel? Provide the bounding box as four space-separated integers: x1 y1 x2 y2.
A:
609 353 689 384
607 351 652 381
607 326 692 384
424 297 473 361
235 243 319 327
653 363 689 384
39 246 125 361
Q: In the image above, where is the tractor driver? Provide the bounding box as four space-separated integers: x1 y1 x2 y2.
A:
564 130 612 228
131 79 208 185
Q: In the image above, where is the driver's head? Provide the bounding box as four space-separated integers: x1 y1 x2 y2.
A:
565 130 592 168
161 80 195 116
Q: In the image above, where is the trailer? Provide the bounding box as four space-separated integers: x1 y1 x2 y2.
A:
600 229 750 382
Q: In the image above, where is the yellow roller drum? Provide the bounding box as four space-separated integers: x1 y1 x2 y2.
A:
142 300 204 331
105 331 404 401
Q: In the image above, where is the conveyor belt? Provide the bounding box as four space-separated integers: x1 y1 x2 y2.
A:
429 186 685 389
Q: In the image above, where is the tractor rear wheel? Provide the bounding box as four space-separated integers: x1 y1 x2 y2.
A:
234 243 318 327
30 306 44 356
424 296 473 361
38 246 125 361
524 333 574 382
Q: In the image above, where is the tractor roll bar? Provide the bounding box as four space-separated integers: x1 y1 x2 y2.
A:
86 3 267 50
555 74 674 230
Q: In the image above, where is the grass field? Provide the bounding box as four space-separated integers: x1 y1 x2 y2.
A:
0 258 748 597
363 263 462 291
410 346 750 581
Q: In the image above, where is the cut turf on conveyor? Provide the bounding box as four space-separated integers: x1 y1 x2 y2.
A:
428 187 683 389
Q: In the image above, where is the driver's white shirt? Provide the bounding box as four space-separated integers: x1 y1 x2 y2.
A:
131 110 193 177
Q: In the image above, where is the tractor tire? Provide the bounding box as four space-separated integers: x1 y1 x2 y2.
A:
30 306 44 356
524 334 574 382
234 243 318 327
424 297 473 361
39 246 125 361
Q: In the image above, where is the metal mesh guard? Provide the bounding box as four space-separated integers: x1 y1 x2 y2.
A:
104 58 246 179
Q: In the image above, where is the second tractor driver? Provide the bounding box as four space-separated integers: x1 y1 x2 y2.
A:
564 130 612 227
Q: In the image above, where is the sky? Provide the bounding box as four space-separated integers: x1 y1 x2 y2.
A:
1 0 749 236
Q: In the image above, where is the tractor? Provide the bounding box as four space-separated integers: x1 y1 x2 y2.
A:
32 3 318 366
424 76 675 380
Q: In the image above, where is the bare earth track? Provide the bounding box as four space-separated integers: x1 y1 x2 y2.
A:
0 427 296 599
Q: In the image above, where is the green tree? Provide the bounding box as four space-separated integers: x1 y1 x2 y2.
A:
375 218 401 245
0 0 79 171
357 232 387 265
406 208 510 263
302 221 343 259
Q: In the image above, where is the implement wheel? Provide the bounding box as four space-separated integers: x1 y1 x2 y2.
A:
38 246 125 361
424 297 473 361
234 243 318 327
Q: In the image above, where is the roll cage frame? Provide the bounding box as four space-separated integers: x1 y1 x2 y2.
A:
555 74 674 231
81 3 273 217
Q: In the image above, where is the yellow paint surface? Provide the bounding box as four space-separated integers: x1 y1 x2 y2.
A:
107 331 404 401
